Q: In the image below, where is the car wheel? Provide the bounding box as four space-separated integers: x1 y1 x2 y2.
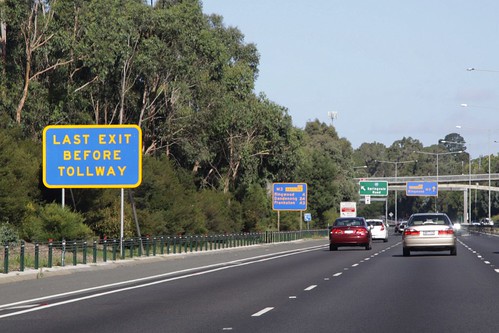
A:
383 238 388 243
365 243 371 250
403 248 410 256
329 244 337 251
450 247 457 256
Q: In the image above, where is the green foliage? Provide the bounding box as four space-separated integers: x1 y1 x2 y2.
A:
0 0 496 240
21 203 92 241
0 122 41 227
241 183 272 232
0 223 20 245
296 120 357 227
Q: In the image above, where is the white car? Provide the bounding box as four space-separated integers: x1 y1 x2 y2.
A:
402 213 457 256
480 218 494 226
366 219 388 242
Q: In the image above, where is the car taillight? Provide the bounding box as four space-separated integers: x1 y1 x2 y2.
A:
380 224 385 231
331 229 343 235
404 228 420 236
438 228 455 235
355 228 368 235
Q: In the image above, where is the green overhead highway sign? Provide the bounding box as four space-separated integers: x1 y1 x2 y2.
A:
359 181 388 196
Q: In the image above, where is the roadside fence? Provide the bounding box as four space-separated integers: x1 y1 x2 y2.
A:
1 230 327 274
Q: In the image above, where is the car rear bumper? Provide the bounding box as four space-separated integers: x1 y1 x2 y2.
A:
371 231 388 239
403 236 455 249
330 235 371 246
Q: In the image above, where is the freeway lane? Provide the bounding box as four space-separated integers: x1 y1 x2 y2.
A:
1 233 499 332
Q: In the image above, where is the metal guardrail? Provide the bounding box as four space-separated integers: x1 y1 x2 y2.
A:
462 224 499 235
1 230 328 274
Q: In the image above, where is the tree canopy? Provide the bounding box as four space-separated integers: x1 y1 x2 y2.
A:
0 0 497 241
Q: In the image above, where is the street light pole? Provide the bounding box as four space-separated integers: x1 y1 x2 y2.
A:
459 107 494 220
375 159 417 223
441 139 470 222
488 132 491 221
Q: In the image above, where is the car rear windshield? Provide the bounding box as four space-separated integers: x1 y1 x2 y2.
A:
408 215 450 226
367 221 383 226
334 219 364 227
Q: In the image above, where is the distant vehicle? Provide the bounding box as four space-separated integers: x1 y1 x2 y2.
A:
329 217 372 251
366 219 388 242
480 218 494 226
395 221 408 234
471 221 481 226
402 213 457 256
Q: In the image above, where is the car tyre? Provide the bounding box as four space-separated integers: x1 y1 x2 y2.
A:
365 243 371 250
329 244 337 251
403 248 410 257
383 238 388 243
450 247 457 256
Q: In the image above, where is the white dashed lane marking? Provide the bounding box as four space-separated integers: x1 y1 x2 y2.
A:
251 307 274 317
304 285 317 291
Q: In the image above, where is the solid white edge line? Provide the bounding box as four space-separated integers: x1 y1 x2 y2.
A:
252 307 274 317
0 245 326 318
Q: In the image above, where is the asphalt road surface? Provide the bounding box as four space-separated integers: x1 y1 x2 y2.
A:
1 230 499 333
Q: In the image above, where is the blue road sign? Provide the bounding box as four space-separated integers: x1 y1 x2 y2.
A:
304 213 312 222
272 183 307 211
43 125 142 188
406 181 438 196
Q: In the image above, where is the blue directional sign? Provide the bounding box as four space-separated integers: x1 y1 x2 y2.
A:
272 183 307 211
406 181 438 196
304 213 312 222
43 125 142 188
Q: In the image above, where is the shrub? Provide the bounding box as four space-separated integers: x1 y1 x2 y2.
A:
21 203 93 241
0 223 20 245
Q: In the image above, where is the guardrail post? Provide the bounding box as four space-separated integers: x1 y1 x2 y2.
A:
34 242 39 270
153 237 157 256
48 241 53 268
102 239 107 262
62 239 66 267
112 239 117 261
83 241 87 264
92 240 97 263
19 241 25 272
3 243 8 274
73 241 77 266
145 237 150 256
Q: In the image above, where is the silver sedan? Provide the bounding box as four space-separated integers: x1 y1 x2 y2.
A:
402 213 457 256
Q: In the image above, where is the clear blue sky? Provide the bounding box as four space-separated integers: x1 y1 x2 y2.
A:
201 0 499 159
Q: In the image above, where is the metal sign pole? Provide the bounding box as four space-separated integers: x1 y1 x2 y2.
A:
120 188 124 256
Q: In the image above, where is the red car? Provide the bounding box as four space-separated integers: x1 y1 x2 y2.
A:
329 217 372 251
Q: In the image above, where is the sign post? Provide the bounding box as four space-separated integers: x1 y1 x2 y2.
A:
272 183 307 231
43 125 143 256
